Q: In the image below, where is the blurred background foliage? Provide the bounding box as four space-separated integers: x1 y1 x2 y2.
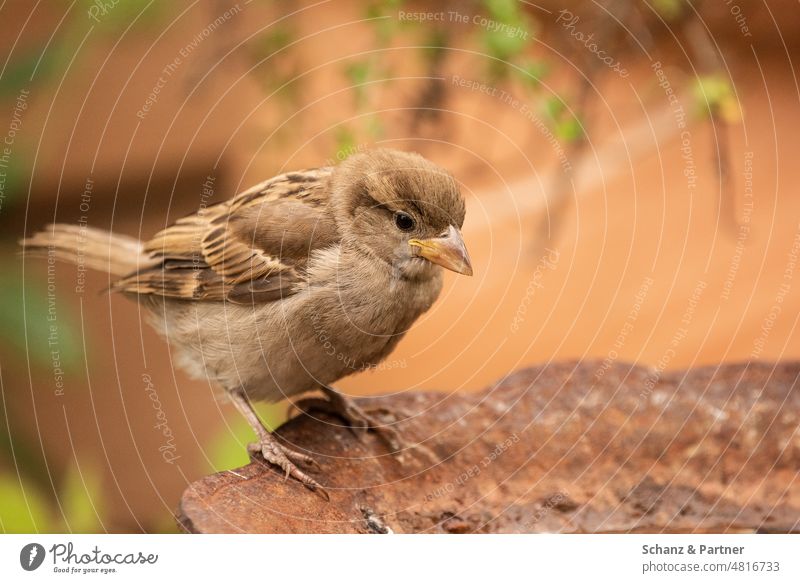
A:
0 0 775 533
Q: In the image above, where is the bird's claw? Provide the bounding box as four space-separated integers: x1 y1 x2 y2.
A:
294 389 437 464
247 438 328 500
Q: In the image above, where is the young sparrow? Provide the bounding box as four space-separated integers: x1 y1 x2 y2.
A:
21 149 472 496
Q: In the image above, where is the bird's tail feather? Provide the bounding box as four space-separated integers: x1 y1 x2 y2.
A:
19 224 150 276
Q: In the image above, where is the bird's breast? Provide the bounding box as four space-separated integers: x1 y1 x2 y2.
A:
297 250 443 378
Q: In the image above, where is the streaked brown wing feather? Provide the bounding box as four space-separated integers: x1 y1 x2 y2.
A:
112 167 336 303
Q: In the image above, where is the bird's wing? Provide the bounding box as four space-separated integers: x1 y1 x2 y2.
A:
112 167 338 303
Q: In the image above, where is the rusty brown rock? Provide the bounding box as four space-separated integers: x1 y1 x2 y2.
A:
178 361 800 533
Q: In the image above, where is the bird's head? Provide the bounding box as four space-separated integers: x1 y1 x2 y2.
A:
330 149 472 279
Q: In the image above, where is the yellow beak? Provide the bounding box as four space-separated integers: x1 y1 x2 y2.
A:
409 225 473 276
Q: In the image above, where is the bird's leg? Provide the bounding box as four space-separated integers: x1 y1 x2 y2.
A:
229 389 328 499
297 385 422 456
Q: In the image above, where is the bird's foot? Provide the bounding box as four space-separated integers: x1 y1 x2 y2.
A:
296 386 437 463
247 435 329 500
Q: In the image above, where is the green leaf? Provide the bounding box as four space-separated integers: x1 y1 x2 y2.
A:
555 116 584 142
250 26 295 61
364 0 404 45
481 28 528 62
542 96 565 121
0 399 52 496
421 28 449 63
207 404 284 472
0 52 43 97
652 0 684 20
149 512 181 534
0 474 53 533
345 61 371 86
540 97 583 142
0 150 28 210
333 126 357 161
483 0 518 22
59 462 103 533
693 74 742 123
478 0 533 81
364 0 404 19
516 59 548 89
80 0 164 29
248 25 303 101
0 259 83 371
366 116 384 139
345 60 372 108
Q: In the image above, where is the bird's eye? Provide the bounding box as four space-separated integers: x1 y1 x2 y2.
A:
394 211 415 232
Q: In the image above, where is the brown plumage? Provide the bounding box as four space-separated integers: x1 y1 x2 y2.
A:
20 149 472 496
114 166 336 303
